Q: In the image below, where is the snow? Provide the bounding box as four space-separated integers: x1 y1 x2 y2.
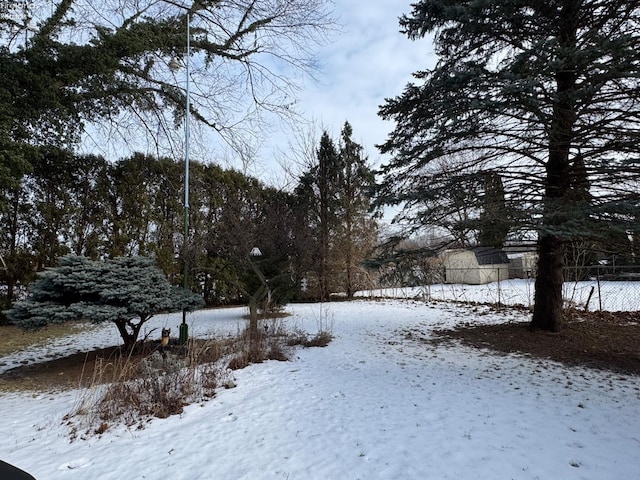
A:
1 287 639 480
360 278 640 312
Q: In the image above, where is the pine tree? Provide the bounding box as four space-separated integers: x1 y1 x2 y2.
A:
378 1 640 331
293 125 378 299
316 132 343 300
337 122 377 298
477 173 509 249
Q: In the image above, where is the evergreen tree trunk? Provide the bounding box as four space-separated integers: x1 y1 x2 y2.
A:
345 215 354 299
532 235 566 331
532 151 572 330
114 319 140 352
319 170 329 302
531 2 578 331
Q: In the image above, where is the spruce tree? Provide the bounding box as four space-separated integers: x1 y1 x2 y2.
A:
293 125 378 299
337 122 377 298
378 1 640 331
316 132 343 300
6 255 203 350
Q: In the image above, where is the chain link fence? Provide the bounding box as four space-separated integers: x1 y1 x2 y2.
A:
365 265 640 312
562 265 640 312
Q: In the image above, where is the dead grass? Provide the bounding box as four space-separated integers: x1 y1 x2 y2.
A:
0 321 95 358
0 337 233 393
65 340 232 439
64 320 333 437
285 328 333 348
0 323 326 394
227 321 297 370
0 309 339 438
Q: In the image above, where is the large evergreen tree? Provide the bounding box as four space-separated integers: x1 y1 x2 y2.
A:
316 132 343 300
337 122 377 298
294 124 378 299
292 132 343 300
377 0 640 331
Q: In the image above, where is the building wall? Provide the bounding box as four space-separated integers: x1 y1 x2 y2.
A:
442 250 478 284
442 250 511 285
477 264 510 284
508 253 538 279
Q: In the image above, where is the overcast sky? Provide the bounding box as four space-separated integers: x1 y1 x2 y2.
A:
250 0 437 187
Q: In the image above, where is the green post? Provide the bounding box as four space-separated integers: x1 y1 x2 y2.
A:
179 310 189 345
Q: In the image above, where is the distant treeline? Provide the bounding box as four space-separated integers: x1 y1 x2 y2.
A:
1 123 378 312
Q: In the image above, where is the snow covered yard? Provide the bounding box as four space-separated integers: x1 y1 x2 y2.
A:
1 299 639 480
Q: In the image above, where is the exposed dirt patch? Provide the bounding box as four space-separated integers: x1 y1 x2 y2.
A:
0 345 154 392
0 321 96 358
0 339 228 392
430 309 640 376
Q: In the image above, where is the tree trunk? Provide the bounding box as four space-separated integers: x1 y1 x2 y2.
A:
345 205 354 299
114 318 142 352
532 235 565 331
531 147 572 331
530 1 578 331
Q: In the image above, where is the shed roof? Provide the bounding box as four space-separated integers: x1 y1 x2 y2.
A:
471 247 510 265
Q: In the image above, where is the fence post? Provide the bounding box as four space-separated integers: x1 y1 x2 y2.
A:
596 265 602 311
497 268 501 308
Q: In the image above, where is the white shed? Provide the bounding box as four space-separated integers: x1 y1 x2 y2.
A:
441 247 510 285
508 252 538 279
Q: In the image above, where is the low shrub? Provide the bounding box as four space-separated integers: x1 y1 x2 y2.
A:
286 328 333 348
304 330 333 348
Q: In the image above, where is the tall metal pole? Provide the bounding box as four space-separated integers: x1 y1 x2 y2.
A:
179 11 191 345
